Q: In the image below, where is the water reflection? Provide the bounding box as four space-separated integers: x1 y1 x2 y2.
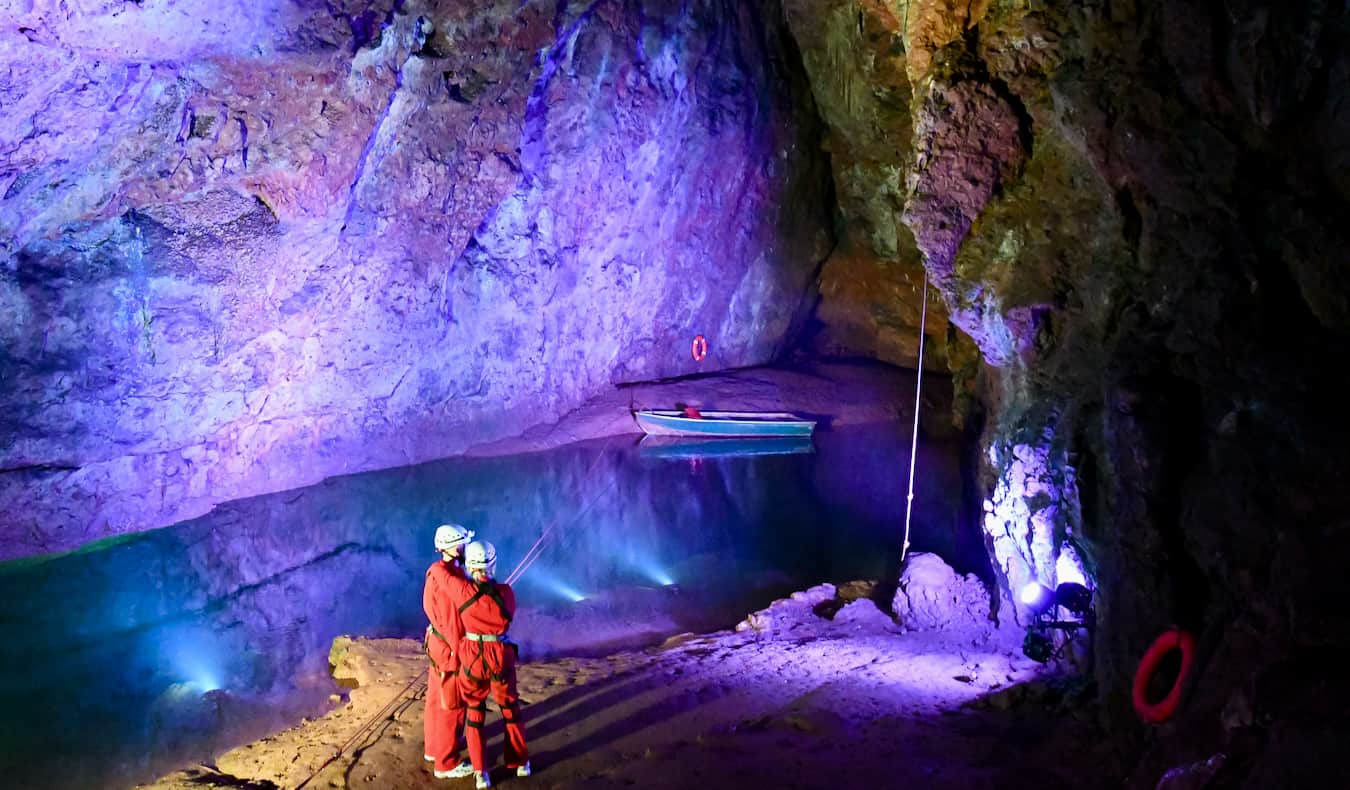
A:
637 435 816 459
0 421 974 790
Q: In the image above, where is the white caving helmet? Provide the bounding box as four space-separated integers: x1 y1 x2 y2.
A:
464 540 498 578
434 523 475 554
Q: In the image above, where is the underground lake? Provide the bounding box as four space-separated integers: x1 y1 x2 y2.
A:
0 420 975 790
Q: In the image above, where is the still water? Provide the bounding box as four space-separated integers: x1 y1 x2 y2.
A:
0 422 979 790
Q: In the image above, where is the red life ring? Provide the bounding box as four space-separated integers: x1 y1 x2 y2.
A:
691 335 708 361
1132 629 1196 724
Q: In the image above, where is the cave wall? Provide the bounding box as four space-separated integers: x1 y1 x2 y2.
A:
9 1 1350 779
781 0 966 378
0 0 833 559
787 0 1350 782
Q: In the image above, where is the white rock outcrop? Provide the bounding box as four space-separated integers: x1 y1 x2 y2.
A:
891 552 990 631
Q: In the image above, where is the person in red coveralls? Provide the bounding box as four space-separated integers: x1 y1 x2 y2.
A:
423 523 476 779
451 540 530 789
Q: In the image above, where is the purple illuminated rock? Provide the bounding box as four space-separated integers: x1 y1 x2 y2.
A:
891 552 989 632
0 1 831 558
981 434 1081 624
736 583 836 637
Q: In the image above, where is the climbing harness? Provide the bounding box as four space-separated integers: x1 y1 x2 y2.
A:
465 700 490 729
499 699 522 723
1132 628 1196 724
460 629 516 682
422 623 453 669
458 576 519 685
901 270 929 563
457 579 513 623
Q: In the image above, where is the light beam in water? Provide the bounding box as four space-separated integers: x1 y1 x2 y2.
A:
163 626 224 692
521 568 587 602
622 546 677 586
640 564 676 586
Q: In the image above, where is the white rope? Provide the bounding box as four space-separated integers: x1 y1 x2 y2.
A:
505 430 622 586
901 270 928 563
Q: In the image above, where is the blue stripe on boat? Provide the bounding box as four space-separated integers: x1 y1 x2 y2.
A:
634 410 816 437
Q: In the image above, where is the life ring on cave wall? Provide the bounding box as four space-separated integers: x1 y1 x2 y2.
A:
691 335 709 362
1132 629 1197 724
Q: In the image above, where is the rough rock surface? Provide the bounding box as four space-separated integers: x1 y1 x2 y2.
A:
143 586 1106 790
9 1 1350 785
781 0 968 375
980 432 1084 622
891 551 990 631
735 581 837 635
790 1 1350 784
0 0 832 556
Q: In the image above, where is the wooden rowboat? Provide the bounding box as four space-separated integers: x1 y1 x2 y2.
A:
633 408 816 438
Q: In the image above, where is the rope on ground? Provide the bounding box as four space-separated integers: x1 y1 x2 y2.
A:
292 672 426 790
339 684 424 788
901 270 928 564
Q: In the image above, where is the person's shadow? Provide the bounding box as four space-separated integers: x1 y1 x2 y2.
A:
478 663 719 771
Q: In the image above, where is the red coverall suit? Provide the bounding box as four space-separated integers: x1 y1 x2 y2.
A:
423 560 468 774
447 574 528 773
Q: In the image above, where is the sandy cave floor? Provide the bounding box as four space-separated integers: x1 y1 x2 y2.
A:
141 585 1121 790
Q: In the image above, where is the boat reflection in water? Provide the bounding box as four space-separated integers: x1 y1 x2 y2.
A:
637 434 815 460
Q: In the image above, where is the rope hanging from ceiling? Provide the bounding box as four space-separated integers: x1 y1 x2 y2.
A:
901 270 928 563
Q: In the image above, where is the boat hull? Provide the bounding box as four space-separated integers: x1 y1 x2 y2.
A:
633 410 816 438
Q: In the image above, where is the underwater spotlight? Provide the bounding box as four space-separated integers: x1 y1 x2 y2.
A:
525 569 588 602
191 676 221 693
628 555 676 587
646 567 676 586
1020 581 1096 664
1019 581 1053 614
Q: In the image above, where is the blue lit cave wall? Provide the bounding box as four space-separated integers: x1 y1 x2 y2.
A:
6 1 1350 784
1 0 835 557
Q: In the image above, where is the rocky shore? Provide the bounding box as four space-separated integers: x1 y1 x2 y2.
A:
142 563 1115 790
